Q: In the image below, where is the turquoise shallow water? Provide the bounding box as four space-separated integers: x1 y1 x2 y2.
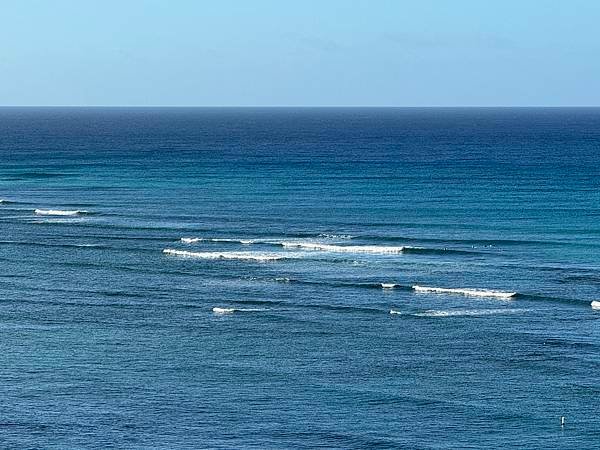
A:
1 107 600 448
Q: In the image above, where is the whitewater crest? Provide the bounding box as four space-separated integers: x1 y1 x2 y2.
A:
181 237 255 245
381 283 398 289
212 307 268 314
412 285 516 299
318 233 354 239
34 209 87 216
163 248 285 261
389 309 402 315
280 242 406 254
591 301 600 310
413 308 526 317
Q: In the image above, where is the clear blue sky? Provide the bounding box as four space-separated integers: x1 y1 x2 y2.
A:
1 0 599 106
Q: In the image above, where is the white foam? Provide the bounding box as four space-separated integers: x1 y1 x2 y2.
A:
381 283 397 289
318 233 354 239
414 308 525 317
212 307 268 314
280 242 405 254
181 237 255 245
163 248 285 261
412 285 516 299
591 301 600 310
389 309 402 315
34 209 86 216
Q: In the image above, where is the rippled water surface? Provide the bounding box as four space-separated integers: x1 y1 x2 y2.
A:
1 107 599 448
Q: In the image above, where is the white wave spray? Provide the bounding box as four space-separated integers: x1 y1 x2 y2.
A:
181 237 255 245
413 308 527 317
280 242 406 254
212 307 269 314
34 209 87 216
163 248 286 261
412 285 516 299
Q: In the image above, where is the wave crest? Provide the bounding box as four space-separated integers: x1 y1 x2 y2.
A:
412 285 516 299
280 242 406 254
181 237 255 245
212 307 269 314
414 308 527 317
163 248 285 261
34 209 88 216
318 233 354 239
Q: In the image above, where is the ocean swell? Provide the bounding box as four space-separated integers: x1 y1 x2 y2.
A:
280 242 406 254
34 209 89 216
163 248 286 261
412 285 517 299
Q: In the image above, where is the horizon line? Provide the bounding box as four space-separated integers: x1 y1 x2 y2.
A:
1 105 600 109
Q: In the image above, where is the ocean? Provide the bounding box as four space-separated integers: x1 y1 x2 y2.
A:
1 107 599 448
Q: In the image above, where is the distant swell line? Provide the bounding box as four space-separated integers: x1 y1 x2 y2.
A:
0 240 113 250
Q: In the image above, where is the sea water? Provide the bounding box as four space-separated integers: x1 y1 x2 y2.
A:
0 107 599 448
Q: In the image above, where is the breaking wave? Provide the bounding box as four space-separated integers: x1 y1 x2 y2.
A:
176 236 482 257
413 308 527 317
34 209 90 216
390 308 528 317
163 248 286 261
412 285 517 299
212 307 269 314
318 233 354 239
280 242 406 254
592 301 600 310
181 237 255 244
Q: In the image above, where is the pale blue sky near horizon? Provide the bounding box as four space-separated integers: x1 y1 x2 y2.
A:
1 0 599 106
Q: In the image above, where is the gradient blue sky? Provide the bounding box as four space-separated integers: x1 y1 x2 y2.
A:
1 0 599 106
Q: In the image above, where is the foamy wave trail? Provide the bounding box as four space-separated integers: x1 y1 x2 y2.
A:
412 285 516 299
413 308 527 317
212 307 269 314
389 309 402 315
591 301 600 310
280 242 406 254
318 233 354 239
34 209 88 216
401 246 482 256
163 248 285 261
181 237 255 245
381 283 398 289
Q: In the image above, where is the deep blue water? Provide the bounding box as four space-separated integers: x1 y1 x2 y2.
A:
1 107 599 449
